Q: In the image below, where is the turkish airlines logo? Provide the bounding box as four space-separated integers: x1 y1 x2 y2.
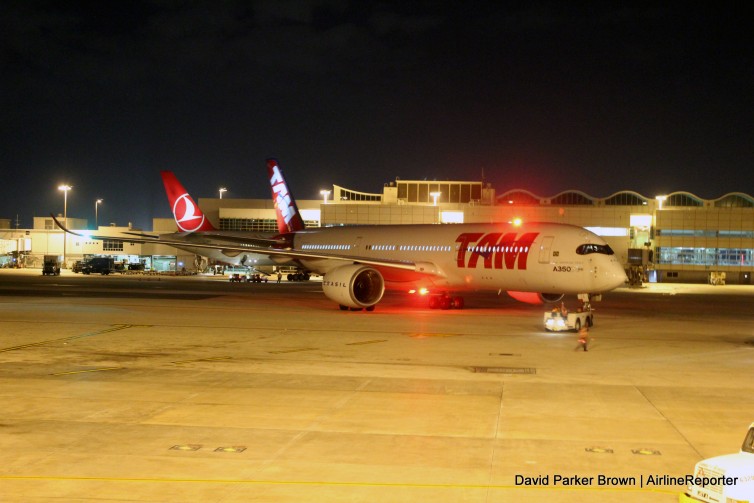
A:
455 232 539 270
172 193 205 232
270 165 297 227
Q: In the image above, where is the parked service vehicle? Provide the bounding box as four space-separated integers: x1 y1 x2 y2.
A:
680 422 754 503
42 255 62 276
544 306 593 331
82 257 115 275
72 260 84 273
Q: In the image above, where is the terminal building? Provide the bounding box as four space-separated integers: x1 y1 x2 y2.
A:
2 178 754 284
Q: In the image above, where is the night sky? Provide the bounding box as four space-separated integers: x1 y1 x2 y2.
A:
2 2 752 229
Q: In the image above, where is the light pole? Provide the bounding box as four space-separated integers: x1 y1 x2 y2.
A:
219 187 227 199
58 184 72 268
95 198 103 229
320 189 331 204
430 191 441 206
430 191 441 223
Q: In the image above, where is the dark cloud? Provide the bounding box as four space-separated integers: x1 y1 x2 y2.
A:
1 2 752 228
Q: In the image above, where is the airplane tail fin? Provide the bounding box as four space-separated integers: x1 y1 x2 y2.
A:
160 171 217 232
267 158 306 233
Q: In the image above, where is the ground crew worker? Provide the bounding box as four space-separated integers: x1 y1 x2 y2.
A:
277 271 282 283
577 326 589 352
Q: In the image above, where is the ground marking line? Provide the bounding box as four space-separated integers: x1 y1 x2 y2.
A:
0 324 142 353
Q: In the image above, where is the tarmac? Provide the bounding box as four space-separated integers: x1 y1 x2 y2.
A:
0 268 752 502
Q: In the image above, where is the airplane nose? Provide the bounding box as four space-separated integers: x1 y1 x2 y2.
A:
603 260 628 290
592 258 628 291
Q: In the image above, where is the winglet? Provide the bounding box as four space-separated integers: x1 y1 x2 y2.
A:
50 213 84 237
267 158 306 234
160 171 217 232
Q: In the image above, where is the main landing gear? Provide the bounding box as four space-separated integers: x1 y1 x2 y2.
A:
287 272 310 281
428 294 465 310
338 305 376 311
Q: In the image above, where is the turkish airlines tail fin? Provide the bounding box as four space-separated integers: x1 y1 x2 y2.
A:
267 158 306 233
160 171 217 233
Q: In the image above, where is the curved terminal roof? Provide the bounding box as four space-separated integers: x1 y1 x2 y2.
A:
603 191 649 206
665 192 704 207
497 190 754 207
549 190 596 206
713 192 754 208
498 189 541 205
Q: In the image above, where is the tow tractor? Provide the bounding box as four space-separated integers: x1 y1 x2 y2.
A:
543 294 595 332
680 422 754 503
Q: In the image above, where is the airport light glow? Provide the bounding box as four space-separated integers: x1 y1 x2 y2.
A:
95 198 103 229
58 184 72 266
430 191 441 206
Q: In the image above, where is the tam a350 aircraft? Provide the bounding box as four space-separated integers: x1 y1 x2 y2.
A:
54 158 627 310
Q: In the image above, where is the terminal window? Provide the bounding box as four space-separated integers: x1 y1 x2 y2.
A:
220 218 278 232
604 193 648 206
103 239 123 252
656 247 754 267
339 188 381 201
397 182 482 204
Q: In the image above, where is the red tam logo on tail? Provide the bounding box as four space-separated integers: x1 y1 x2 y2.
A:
267 159 306 234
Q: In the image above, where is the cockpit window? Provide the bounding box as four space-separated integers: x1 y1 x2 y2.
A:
576 244 615 255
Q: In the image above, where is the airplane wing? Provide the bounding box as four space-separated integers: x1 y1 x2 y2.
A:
183 231 287 247
121 231 160 239
51 214 441 277
122 229 285 247
62 219 287 248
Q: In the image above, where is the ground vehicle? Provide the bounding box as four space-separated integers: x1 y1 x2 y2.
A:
544 303 593 331
42 255 62 276
82 257 115 275
680 423 754 502
72 260 84 273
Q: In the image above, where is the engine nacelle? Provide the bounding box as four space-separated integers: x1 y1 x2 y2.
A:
507 291 564 305
323 265 385 309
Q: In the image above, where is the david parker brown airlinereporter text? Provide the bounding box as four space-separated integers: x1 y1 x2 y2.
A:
515 474 739 488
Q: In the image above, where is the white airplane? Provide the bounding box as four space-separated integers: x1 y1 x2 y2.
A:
120 170 303 271
54 159 627 310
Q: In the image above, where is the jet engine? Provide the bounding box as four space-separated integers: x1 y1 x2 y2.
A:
323 265 385 309
507 291 564 305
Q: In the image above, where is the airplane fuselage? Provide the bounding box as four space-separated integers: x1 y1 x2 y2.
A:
290 222 626 294
163 232 279 268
